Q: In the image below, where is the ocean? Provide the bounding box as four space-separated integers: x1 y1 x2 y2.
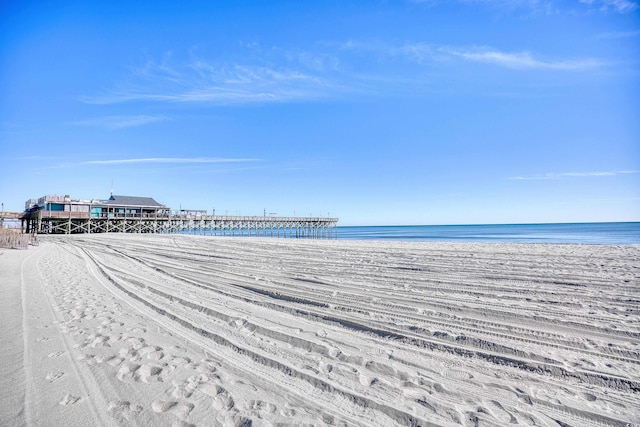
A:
335 222 640 245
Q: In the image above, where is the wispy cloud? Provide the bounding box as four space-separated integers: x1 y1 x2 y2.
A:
69 115 168 130
83 58 341 105
463 0 556 14
47 157 261 170
443 47 603 70
426 0 638 14
410 0 559 15
342 41 603 71
393 43 604 71
80 157 261 165
580 0 639 13
85 38 605 106
509 170 639 180
411 0 550 8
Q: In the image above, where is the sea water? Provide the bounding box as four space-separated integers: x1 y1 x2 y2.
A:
335 222 640 245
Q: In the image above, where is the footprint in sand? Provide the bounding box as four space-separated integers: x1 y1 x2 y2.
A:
170 356 191 366
138 364 163 383
172 385 193 399
197 359 219 373
59 394 80 406
280 407 296 417
146 350 165 361
107 333 123 342
59 325 78 334
443 368 473 380
117 361 140 382
95 355 112 364
88 334 110 348
319 362 333 374
242 400 277 414
151 400 177 413
125 337 146 351
486 400 517 424
415 397 438 413
45 372 65 382
199 383 225 397
77 353 98 365
212 394 234 411
580 392 597 402
118 347 136 359
170 402 194 419
108 400 143 420
47 351 65 358
359 373 376 387
172 374 210 398
222 414 252 427
36 337 50 343
138 345 163 360
187 373 210 384
329 348 341 358
105 356 124 368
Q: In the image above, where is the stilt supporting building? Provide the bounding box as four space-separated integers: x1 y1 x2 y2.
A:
18 194 338 238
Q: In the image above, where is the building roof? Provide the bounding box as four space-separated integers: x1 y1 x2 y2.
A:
103 195 166 207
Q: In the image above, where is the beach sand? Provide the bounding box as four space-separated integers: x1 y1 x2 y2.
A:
1 234 638 426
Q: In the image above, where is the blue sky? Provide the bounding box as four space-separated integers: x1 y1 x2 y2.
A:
1 0 638 225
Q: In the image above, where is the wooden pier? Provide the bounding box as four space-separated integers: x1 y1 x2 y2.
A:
14 194 338 238
169 214 337 238
20 210 338 238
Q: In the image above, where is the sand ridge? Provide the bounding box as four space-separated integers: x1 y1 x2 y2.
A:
1 234 639 426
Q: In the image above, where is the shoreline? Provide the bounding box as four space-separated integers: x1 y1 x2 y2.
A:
2 234 639 426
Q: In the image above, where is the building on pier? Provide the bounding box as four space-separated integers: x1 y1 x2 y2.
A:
20 194 337 238
23 194 169 234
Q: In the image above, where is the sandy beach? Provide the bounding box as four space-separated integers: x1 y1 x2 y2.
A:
1 234 638 426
